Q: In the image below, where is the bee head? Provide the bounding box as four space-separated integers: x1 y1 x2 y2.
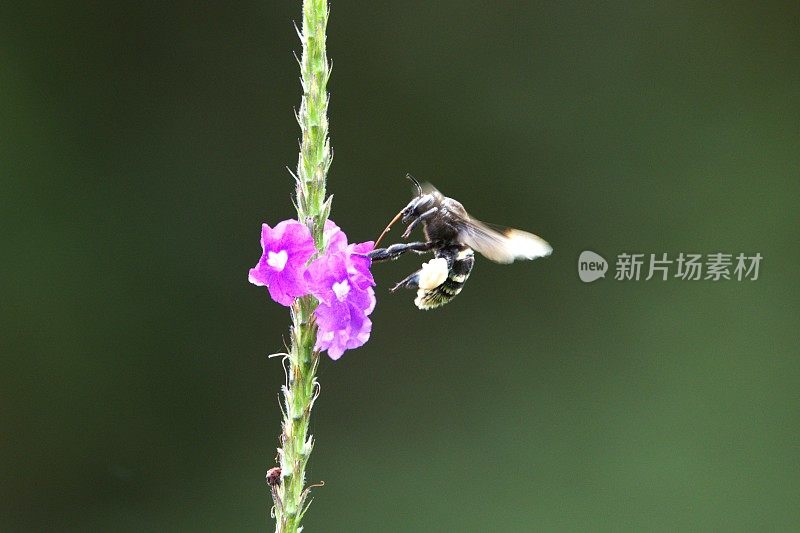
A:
401 174 436 222
401 193 435 223
373 175 440 247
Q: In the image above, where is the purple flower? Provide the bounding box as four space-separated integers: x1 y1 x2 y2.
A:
315 314 373 361
306 223 376 360
323 220 375 291
346 241 376 291
248 220 316 306
323 219 348 253
248 217 376 358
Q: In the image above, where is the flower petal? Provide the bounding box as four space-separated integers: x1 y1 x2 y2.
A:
248 266 270 287
249 219 316 306
324 219 348 253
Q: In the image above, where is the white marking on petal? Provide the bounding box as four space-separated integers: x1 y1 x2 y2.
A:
332 279 350 301
267 250 288 271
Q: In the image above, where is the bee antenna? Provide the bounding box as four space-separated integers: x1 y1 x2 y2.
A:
405 174 422 196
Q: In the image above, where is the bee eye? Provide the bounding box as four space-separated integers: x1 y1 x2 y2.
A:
401 200 417 221
417 195 434 210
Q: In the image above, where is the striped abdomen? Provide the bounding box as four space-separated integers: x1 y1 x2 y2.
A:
415 247 475 309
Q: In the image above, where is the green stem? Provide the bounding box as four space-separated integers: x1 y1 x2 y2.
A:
294 0 332 244
273 0 331 531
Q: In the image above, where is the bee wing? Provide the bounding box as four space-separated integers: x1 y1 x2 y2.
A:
419 182 440 195
458 217 552 264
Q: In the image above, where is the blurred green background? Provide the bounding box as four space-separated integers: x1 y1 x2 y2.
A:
2 1 798 531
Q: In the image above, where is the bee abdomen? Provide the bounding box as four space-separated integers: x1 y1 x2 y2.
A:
415 248 474 310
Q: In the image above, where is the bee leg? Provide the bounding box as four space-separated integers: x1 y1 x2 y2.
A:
390 271 420 292
401 207 438 239
367 240 438 262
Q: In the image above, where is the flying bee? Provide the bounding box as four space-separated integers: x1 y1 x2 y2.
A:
367 176 552 309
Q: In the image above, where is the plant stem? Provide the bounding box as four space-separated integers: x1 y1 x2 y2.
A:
273 0 331 531
294 0 332 244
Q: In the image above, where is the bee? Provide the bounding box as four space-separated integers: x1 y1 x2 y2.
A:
367 176 552 309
